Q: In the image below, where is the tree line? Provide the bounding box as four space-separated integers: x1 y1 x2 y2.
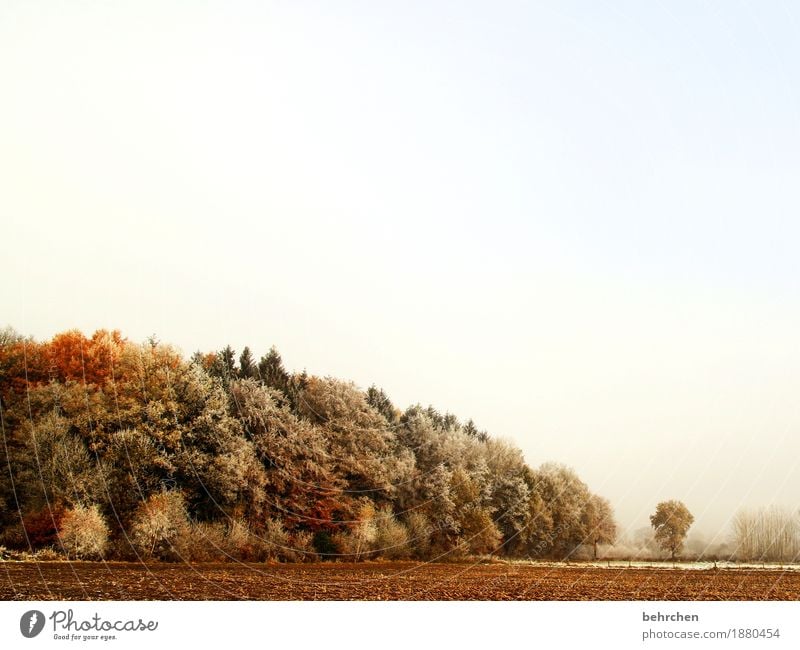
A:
0 327 617 562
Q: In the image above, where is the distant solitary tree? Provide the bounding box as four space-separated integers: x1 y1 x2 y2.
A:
650 500 694 560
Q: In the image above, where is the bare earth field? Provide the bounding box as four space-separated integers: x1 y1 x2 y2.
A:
2 561 799 601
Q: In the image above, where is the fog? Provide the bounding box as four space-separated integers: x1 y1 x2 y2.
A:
2 1 800 543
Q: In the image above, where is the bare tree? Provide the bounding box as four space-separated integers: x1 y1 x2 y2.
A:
732 506 800 562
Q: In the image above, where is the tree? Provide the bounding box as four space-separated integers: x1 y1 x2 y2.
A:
365 385 398 423
449 467 501 555
483 439 530 554
229 379 343 530
583 494 617 559
130 490 191 560
208 345 237 385
16 412 102 510
373 505 411 559
463 419 488 442
335 500 378 561
257 347 290 395
238 347 257 379
650 500 694 560
100 428 174 525
529 463 591 559
0 326 620 565
296 376 404 496
58 504 110 559
732 507 800 562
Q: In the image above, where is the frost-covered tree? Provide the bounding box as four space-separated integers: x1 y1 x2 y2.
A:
650 500 694 560
130 490 191 560
297 377 407 498
257 346 291 395
58 504 109 559
449 467 501 555
373 505 411 559
483 439 531 554
365 385 398 424
100 428 173 525
528 463 591 558
582 494 617 559
0 327 618 564
732 506 799 562
16 412 102 510
230 379 342 530
238 346 257 380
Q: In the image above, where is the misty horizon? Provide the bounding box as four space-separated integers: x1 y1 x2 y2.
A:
4 323 797 549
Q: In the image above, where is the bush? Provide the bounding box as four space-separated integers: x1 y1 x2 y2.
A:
291 530 317 562
0 545 31 561
33 547 63 561
0 521 27 551
184 521 227 562
312 530 337 558
459 508 502 556
373 506 410 559
404 511 432 559
332 501 379 561
184 519 258 562
262 518 292 561
224 519 255 560
58 504 109 559
130 491 191 561
21 506 67 550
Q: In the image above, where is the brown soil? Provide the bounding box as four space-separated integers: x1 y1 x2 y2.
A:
2 561 799 600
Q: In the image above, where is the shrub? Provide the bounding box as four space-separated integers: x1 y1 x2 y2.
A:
224 518 255 560
262 518 291 561
312 530 337 558
185 521 227 562
0 545 29 561
331 530 356 559
0 521 27 551
373 506 410 559
33 547 63 561
58 504 109 559
332 501 378 561
459 508 502 556
130 491 191 561
404 511 432 559
291 530 317 562
21 506 67 550
184 518 259 562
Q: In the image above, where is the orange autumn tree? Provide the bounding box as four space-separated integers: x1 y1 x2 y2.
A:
46 329 127 386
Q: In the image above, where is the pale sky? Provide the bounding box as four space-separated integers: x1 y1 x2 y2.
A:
2 1 800 543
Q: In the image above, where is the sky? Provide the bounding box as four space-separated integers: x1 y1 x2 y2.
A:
2 0 800 543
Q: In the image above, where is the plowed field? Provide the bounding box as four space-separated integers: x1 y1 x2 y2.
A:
2 561 799 600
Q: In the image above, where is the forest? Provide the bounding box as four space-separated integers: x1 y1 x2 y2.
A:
0 327 617 562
